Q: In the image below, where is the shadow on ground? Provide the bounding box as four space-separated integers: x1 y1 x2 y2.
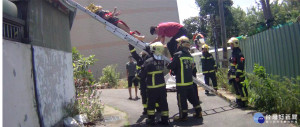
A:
127 105 235 127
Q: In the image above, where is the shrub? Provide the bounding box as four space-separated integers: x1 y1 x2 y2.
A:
216 68 235 93
69 47 103 122
216 64 300 123
244 64 300 123
99 64 120 88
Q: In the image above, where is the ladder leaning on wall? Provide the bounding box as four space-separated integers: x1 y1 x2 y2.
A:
64 0 216 93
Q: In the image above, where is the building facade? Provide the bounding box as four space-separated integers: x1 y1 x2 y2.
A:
71 0 180 79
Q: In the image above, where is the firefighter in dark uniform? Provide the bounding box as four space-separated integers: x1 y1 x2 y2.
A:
167 36 202 122
128 44 150 115
201 44 218 94
139 42 169 125
227 37 247 108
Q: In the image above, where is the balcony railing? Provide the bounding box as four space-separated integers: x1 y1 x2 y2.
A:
3 14 25 42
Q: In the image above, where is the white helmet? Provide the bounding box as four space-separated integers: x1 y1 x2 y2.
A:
227 37 239 47
150 42 164 56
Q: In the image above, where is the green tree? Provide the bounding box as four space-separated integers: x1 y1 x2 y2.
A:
183 16 201 39
271 0 300 25
195 0 237 47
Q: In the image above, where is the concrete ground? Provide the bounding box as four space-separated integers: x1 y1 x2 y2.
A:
99 88 291 127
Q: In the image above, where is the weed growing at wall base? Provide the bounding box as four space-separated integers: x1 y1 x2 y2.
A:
66 47 103 122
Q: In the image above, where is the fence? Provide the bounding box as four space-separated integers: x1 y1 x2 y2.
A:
3 14 24 42
239 22 300 78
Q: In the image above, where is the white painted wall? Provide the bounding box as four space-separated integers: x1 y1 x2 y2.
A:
33 46 75 127
3 40 40 127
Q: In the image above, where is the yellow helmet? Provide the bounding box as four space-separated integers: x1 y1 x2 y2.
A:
201 44 210 49
176 36 191 48
85 3 102 13
150 42 164 56
227 37 239 47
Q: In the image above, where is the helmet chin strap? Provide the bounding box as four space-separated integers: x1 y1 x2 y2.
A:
153 54 162 60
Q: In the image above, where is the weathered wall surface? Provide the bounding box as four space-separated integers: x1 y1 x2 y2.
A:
28 0 71 52
71 0 180 79
3 40 40 127
33 45 75 127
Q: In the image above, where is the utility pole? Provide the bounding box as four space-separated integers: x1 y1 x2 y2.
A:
218 0 228 68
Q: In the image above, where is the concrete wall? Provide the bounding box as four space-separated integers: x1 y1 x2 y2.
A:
3 40 40 127
28 0 72 52
71 0 180 79
33 45 75 127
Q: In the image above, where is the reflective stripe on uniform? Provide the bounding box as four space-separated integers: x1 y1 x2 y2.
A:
237 69 244 73
147 71 163 74
183 110 188 112
176 82 193 86
203 70 215 74
147 110 155 115
148 71 163 87
130 48 136 53
236 95 241 99
230 75 236 78
161 111 169 116
178 94 182 116
194 105 201 109
201 56 212 59
155 103 159 107
179 57 194 84
143 104 147 108
136 65 141 70
147 83 165 88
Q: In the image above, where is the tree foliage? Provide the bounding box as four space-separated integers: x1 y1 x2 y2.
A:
183 0 300 42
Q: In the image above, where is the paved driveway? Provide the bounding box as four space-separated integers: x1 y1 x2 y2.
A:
100 88 289 127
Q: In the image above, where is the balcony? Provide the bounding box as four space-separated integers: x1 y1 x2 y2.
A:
3 14 25 42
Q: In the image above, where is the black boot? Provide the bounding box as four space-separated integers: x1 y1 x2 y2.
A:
158 116 169 125
193 107 203 119
146 115 155 125
174 112 188 122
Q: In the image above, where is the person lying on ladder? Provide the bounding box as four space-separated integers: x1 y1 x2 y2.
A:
85 3 145 41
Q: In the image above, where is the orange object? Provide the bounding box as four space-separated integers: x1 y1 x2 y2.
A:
240 57 245 62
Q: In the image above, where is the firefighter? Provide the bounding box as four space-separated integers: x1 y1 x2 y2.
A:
227 37 248 108
201 44 218 94
128 44 160 115
167 36 202 122
193 33 206 50
139 42 169 125
128 44 150 115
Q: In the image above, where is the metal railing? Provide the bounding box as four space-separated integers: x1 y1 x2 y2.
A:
3 14 25 42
